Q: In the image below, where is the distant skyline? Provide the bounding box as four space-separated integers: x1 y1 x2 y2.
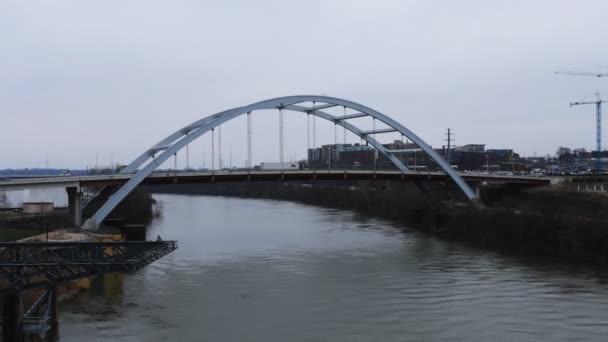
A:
2 0 608 169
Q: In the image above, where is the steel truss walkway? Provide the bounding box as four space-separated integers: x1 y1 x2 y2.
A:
0 241 178 292
0 240 177 339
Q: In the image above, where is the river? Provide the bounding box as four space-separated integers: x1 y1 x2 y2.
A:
57 194 608 341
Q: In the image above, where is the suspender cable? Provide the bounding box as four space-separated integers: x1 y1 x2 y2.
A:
307 113 310 150
211 128 215 170
279 107 284 170
173 152 178 182
312 102 317 149
250 112 253 168
343 106 347 144
186 142 189 170
245 114 248 168
373 118 377 171
373 117 376 138
313 115 316 148
247 111 252 168
334 120 337 145
218 126 222 169
400 134 405 173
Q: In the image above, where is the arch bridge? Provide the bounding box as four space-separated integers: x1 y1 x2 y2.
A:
76 95 478 230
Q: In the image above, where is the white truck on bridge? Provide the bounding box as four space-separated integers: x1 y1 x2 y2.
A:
258 162 299 171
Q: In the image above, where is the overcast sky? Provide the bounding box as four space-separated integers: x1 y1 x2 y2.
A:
2 0 608 169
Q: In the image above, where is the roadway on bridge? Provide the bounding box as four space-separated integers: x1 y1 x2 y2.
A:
0 170 552 191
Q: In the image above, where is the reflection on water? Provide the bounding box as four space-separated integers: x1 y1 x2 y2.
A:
57 194 608 341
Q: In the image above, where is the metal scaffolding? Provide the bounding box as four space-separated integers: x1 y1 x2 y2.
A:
0 240 178 292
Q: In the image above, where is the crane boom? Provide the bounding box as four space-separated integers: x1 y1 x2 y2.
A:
570 100 608 106
555 70 608 78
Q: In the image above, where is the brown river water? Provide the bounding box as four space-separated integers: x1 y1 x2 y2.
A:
51 194 608 341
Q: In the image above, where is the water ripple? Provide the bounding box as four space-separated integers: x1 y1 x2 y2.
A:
59 195 608 342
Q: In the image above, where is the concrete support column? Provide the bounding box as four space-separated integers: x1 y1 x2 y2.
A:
49 285 58 329
2 292 24 342
66 186 82 227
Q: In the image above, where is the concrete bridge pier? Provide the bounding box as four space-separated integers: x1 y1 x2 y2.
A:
2 291 24 342
66 186 82 228
49 285 58 330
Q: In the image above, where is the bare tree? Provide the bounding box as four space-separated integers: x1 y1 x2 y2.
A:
573 148 587 157
0 191 9 208
556 146 572 157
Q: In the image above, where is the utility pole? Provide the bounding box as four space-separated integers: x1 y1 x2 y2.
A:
444 128 454 165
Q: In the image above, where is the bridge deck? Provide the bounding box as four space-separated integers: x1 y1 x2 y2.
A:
0 170 552 190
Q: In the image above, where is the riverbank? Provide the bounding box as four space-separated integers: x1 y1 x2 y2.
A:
436 185 608 263
145 180 608 264
0 208 70 241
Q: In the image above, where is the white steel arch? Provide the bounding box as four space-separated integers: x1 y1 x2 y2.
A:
82 95 478 230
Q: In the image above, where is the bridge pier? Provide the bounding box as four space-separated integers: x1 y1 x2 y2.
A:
66 186 82 228
2 291 24 342
49 285 58 330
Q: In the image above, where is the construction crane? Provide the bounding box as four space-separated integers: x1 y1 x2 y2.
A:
570 93 607 172
555 70 608 78
557 70 608 172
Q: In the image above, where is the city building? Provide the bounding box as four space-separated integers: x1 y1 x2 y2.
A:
306 140 529 172
308 140 431 170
